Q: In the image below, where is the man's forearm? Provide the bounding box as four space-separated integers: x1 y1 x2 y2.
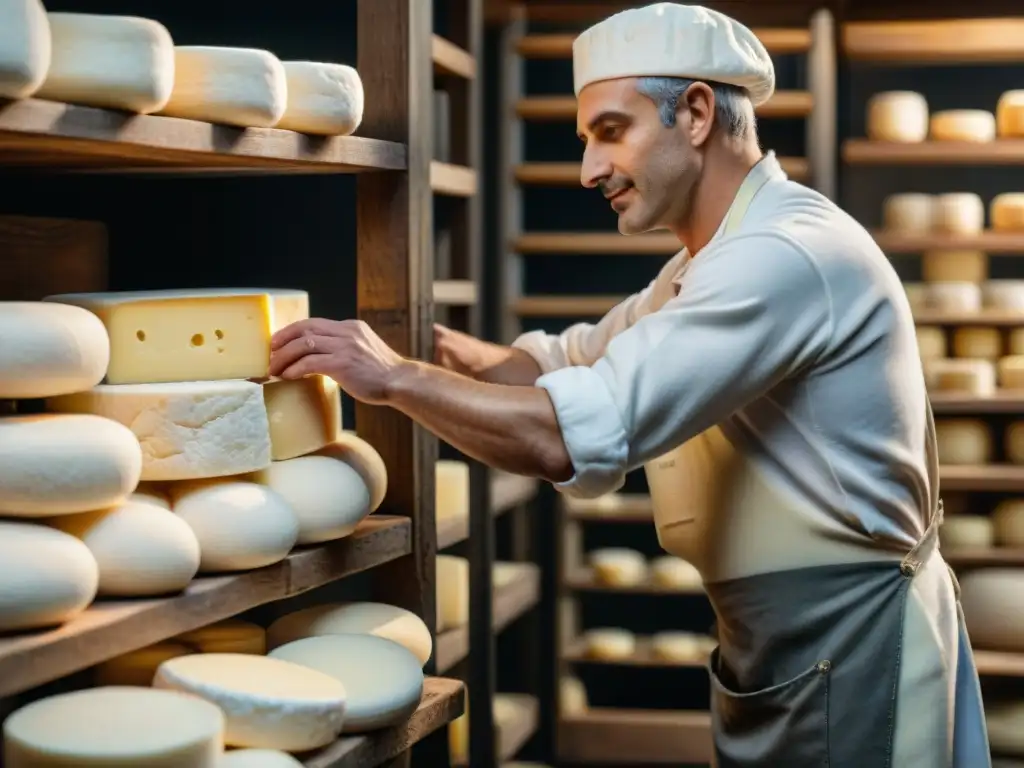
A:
473 346 543 386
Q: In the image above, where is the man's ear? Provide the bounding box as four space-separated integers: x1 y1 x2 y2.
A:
682 82 715 147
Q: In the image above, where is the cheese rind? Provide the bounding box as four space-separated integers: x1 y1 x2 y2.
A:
36 13 174 113
649 556 702 589
932 193 984 235
316 431 388 513
921 251 987 284
0 0 50 99
996 90 1024 138
436 555 468 631
924 282 982 314
48 380 272 481
650 631 716 663
436 460 469 524
277 61 364 136
866 91 928 143
930 110 997 142
916 326 947 360
951 327 1002 361
924 359 996 395
983 281 1024 312
999 356 1024 389
938 515 994 549
43 289 273 385
589 548 648 586
262 376 341 461
220 750 304 768
934 419 992 465
882 193 933 233
991 193 1024 232
960 569 1024 651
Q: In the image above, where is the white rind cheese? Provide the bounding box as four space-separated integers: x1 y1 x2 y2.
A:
881 193 933 233
649 556 702 589
992 499 1024 547
951 327 1003 361
991 193 1024 232
930 110 997 142
589 548 648 586
277 61 364 136
924 359 995 395
650 631 716 663
916 326 947 360
934 419 992 465
866 91 928 143
982 281 1024 312
36 13 174 113
48 380 273 482
960 569 1024 652
0 0 50 99
932 193 985 234
583 628 636 660
938 515 994 550
924 282 982 314
316 431 388 513
220 750 304 768
996 90 1024 138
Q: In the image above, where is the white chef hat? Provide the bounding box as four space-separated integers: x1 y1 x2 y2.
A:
572 3 776 106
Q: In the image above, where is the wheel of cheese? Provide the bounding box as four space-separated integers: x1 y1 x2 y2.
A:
582 628 636 660
316 431 387 513
866 91 928 143
560 676 588 714
923 359 995 395
992 499 1024 547
903 282 927 314
2 686 224 767
921 251 987 284
650 631 716 663
924 282 982 314
154 653 346 750
171 481 299 573
47 498 200 597
916 327 947 360
0 302 109 399
991 193 1024 232
0 0 50 99
932 194 984 235
930 110 996 142
951 328 1002 361
649 556 702 589
93 642 194 687
175 619 267 655
159 46 287 128
221 750 304 768
36 13 174 113
436 460 469 523
960 569 1024 651
1006 421 1024 464
436 555 468 631
881 193 934 233
938 515 994 550
982 281 1024 313
934 419 992 465
266 602 431 666
998 356 1024 389
0 522 98 633
1010 330 1024 356
997 90 1024 138
589 548 648 586
276 61 363 136
0 414 141 517
988 701 1024 757
269 634 423 733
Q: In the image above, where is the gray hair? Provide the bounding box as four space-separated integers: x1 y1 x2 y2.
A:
635 76 754 138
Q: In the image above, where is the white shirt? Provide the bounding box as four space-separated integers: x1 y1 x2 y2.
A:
513 153 931 552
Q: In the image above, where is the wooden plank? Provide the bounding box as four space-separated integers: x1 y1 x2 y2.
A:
430 161 478 196
515 90 812 121
515 295 624 317
432 34 477 79
946 548 1024 568
432 279 479 306
515 157 809 184
516 28 811 57
941 465 1024 492
514 231 680 255
0 99 406 174
930 392 1024 414
843 18 1024 63
974 650 1024 678
912 311 1024 327
874 230 1024 254
558 708 713 765
566 571 705 596
0 215 107 300
844 139 1024 166
303 677 466 767
0 516 411 698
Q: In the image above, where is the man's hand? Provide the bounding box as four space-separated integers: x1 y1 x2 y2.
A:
269 318 406 405
434 323 542 386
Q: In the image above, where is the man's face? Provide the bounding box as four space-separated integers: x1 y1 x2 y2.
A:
576 78 702 235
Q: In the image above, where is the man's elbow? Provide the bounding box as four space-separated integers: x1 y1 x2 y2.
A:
539 438 575 484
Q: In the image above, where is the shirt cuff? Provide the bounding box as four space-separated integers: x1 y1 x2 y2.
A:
535 365 629 498
511 330 568 375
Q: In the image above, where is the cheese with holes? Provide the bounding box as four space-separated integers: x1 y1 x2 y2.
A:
153 288 307 332
44 289 274 385
262 376 341 460
436 555 468 631
316 431 387 513
175 619 267 655
2 686 224 767
0 522 98 633
0 0 49 98
93 643 194 687
0 414 141 516
650 631 716 663
882 193 934 233
866 91 929 143
277 61 364 136
993 499 1024 547
590 547 648 586
932 194 985 234
938 515 993 549
925 359 996 394
154 654 346 750
159 46 287 128
983 281 1024 312
36 13 174 113
997 90 1024 138
0 302 109 399
992 193 1024 232
925 282 982 313
221 750 304 768
921 251 987 284
561 676 588 714
253 455 371 544
583 628 636 660
904 283 927 313
649 556 701 589
269 634 423 732
48 498 200 597
171 481 299 573
1006 421 1024 464
930 110 996 142
436 460 469 523
960 569 1024 651
48 380 272 481
916 327 947 360
267 602 430 665
952 327 1002 360
999 356 1024 389
935 419 992 465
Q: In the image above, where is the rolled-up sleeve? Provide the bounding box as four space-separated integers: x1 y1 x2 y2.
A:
535 232 835 498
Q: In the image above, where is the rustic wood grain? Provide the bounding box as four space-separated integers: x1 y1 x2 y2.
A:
0 215 107 300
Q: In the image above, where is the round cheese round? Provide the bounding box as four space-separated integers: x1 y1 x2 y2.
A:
436 460 469 523
221 750 304 768
0 414 142 517
171 481 299 573
951 327 1002 361
0 0 50 99
47 498 200 597
866 91 929 143
583 628 636 660
175 619 267 655
903 282 927 314
881 193 934 233
992 499 1024 547
649 556 702 589
998 356 1024 389
276 61 363 136
0 302 109 399
153 653 346 751
266 602 431 666
316 431 388 513
924 282 982 313
930 110 996 142
934 419 992 465
982 280 1024 312
1010 330 1024 356
1005 421 1024 464
93 642 194 687
650 631 716 663
36 13 175 113
996 90 1024 138
2 686 224 767
991 193 1024 232
960 569 1024 651
0 522 98 633
932 193 984 234
938 515 993 550
588 548 648 586
921 251 987 284
560 676 588 714
916 326 947 360
988 701 1024 757
924 359 996 395
436 554 468 631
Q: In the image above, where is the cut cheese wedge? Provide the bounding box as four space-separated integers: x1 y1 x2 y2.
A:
261 376 341 461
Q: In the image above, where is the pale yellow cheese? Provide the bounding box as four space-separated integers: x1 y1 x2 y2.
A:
589 547 648 586
866 91 929 143
932 194 984 235
560 676 588 715
924 282 982 313
1000 355 1024 389
316 431 387 513
175 619 267 655
93 642 194 687
982 281 1024 312
930 110 996 142
160 287 308 333
649 556 702 589
1006 421 1024 464
0 0 50 99
43 289 274 385
583 628 636 660
650 631 717 663
436 555 468 631
262 376 341 461
1010 330 1024 356
938 515 994 550
923 358 995 395
993 499 1024 547
991 193 1024 232
935 419 992 465
277 62 364 136
881 193 933 233
951 327 1002 361
916 326 947 360
221 750 304 768
960 569 1024 652
436 460 469 523
996 90 1024 138
921 251 987 284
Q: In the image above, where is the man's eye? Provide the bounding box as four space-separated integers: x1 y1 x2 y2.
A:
599 125 623 141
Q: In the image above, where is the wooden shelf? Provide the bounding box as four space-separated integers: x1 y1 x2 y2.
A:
874 230 1024 254
844 139 1024 166
941 465 1024 492
436 562 541 672
0 515 411 698
436 472 539 550
973 650 1024 678
946 548 1024 568
303 676 465 768
514 231 679 255
0 98 406 174
432 34 476 79
515 157 810 185
433 279 479 306
430 161 478 197
843 18 1024 64
564 635 710 669
451 694 540 767
563 493 653 522
566 571 704 596
930 391 1024 414
516 90 812 121
912 311 1024 327
515 295 623 317
558 708 713 765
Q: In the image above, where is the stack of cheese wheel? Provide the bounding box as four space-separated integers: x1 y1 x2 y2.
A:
934 419 993 466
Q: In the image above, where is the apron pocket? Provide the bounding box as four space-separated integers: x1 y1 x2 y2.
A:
709 646 831 768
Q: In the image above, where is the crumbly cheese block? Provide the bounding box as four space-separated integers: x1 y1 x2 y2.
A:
589 547 648 586
159 46 287 128
36 13 174 113
0 414 141 516
316 431 387 513
903 282 927 314
2 686 224 767
153 653 346 751
276 61 363 136
993 499 1024 547
930 110 996 142
1006 421 1024 464
171 481 299 573
261 376 341 461
999 356 1024 389
220 750 304 768
650 631 716 663
932 194 985 235
43 289 274 385
938 515 994 550
991 193 1024 232
925 358 995 397
48 380 273 482
866 91 929 143
583 628 636 660
560 676 588 715
996 90 1024 138
951 327 1002 361
881 193 934 233
988 701 1024 757
175 619 267 655
916 326 947 360
934 419 992 465
436 555 469 631
920 251 987 284
47 498 201 597
436 460 469 523
93 642 194 687
252 455 371 545
982 281 1024 312
960 569 1024 651
649 556 702 589
924 282 982 313
0 0 50 98
0 522 98 633
269 634 423 732
266 602 431 665
0 302 110 399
